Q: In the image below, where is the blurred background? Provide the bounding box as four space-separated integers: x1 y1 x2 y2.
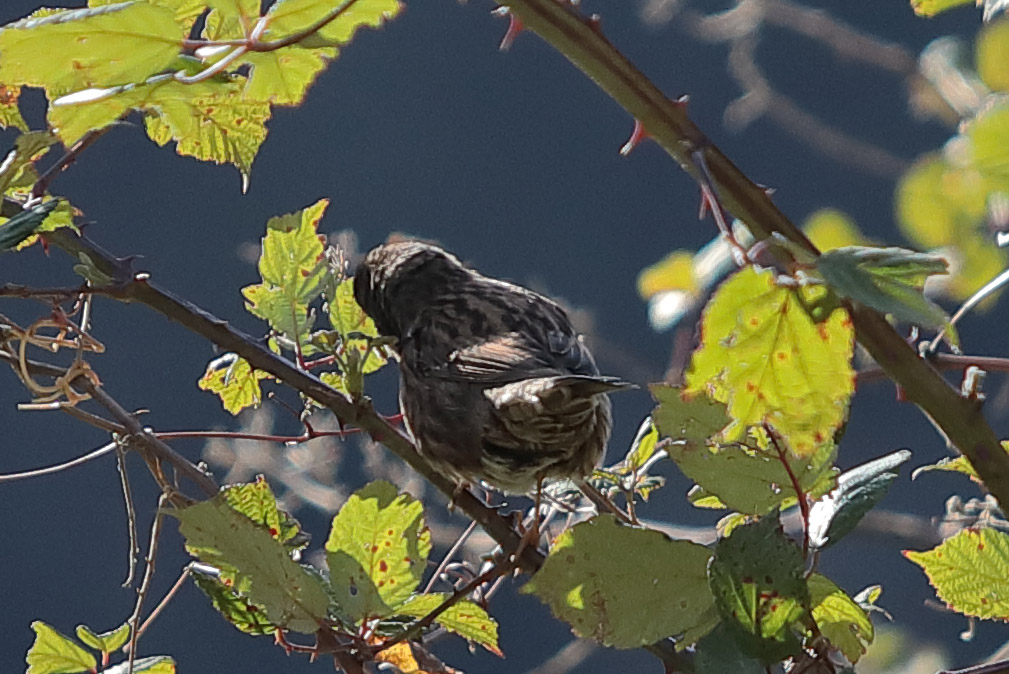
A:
1 0 1006 672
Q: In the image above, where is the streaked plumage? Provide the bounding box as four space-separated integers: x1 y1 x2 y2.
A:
353 240 633 494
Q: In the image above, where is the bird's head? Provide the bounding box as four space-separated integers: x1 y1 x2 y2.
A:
353 239 469 338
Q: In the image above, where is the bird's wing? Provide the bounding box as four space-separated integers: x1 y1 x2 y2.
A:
429 331 594 384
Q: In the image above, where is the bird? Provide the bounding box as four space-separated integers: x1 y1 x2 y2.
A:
353 239 635 496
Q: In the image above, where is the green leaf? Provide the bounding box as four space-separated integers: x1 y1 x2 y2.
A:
257 0 403 48
0 200 58 252
977 19 1009 93
144 81 270 190
671 440 837 516
650 384 730 443
623 417 660 471
808 574 873 663
198 354 270 414
708 516 807 663
0 3 182 96
242 199 328 345
816 246 957 346
912 456 979 481
101 655 176 674
395 594 501 655
694 623 765 674
172 494 330 633
910 0 974 15
26 622 97 674
0 131 58 195
905 527 1009 620
191 566 275 636
967 99 1009 182
74 623 130 653
807 450 911 550
325 481 431 623
0 84 28 131
685 267 855 457
524 514 715 649
220 478 303 546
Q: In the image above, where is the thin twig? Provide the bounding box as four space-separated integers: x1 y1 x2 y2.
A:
117 444 140 588
125 496 167 674
31 128 110 200
424 520 478 594
0 440 118 482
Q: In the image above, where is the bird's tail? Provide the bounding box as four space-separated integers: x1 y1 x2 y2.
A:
550 375 637 397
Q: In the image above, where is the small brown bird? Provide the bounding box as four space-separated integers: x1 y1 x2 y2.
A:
353 240 634 495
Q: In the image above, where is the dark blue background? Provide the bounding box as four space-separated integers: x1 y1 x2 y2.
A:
1 1 1004 672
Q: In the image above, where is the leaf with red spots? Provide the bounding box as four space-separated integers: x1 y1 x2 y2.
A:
905 527 1009 620
198 354 271 415
325 481 432 623
242 199 329 348
0 4 182 97
708 515 807 663
219 478 304 547
395 594 501 656
523 514 716 649
685 267 854 457
173 494 330 634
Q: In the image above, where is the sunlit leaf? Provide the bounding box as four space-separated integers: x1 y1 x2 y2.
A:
74 623 129 654
257 0 403 48
808 574 873 663
395 594 501 655
0 84 28 131
708 516 807 663
966 99 1009 182
220 478 303 546
524 514 715 649
26 622 96 674
637 249 697 299
977 18 1009 92
173 495 330 633
694 623 764 674
0 3 182 96
685 267 855 456
802 209 866 252
0 131 58 195
911 0 974 16
905 527 1009 620
198 354 270 414
0 200 58 252
191 565 275 636
326 481 431 623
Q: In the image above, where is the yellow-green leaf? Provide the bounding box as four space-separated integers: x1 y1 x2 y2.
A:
0 84 28 131
74 623 130 654
395 594 501 655
685 267 854 456
198 354 270 414
911 0 974 15
0 3 182 96
326 481 431 623
905 527 1009 620
26 622 96 674
524 514 715 649
258 0 403 48
808 574 873 663
978 18 1009 92
144 82 270 189
101 655 175 674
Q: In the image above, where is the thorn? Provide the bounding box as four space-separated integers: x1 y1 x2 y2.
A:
619 119 649 156
493 7 524 51
674 94 690 109
587 13 603 34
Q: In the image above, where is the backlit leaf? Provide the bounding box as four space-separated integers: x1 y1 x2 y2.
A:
905 527 1009 620
685 267 854 456
26 622 96 674
198 354 270 414
395 594 501 655
257 0 403 48
74 623 129 654
326 481 431 623
911 0 974 16
808 574 873 663
0 84 27 131
0 3 182 96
